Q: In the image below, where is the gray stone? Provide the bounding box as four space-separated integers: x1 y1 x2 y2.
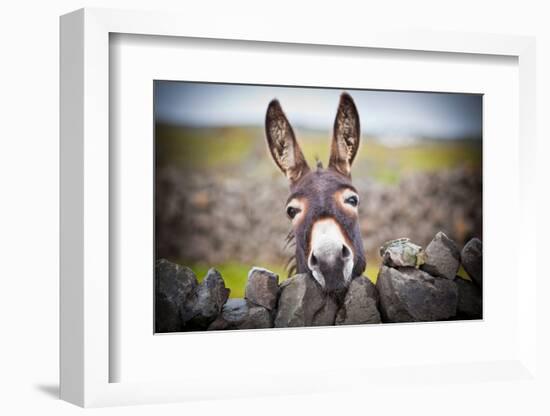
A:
421 232 460 280
380 238 426 268
336 276 381 325
155 259 198 332
238 305 273 329
461 238 482 287
274 274 337 327
376 265 458 322
455 276 482 319
188 268 230 329
207 298 272 330
245 267 279 310
311 295 339 326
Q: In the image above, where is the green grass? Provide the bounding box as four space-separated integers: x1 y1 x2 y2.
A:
156 125 482 185
156 125 257 169
301 137 482 185
456 265 471 281
179 260 381 298
182 261 289 298
365 263 381 284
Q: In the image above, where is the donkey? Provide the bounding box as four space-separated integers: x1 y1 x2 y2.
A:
265 92 366 303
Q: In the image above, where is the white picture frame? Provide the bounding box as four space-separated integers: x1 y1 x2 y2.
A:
60 7 537 407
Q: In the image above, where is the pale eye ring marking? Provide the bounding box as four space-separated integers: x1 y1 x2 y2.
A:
344 194 358 207
286 206 300 219
339 188 360 212
285 198 305 223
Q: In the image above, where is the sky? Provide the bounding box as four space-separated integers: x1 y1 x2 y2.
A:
155 81 482 140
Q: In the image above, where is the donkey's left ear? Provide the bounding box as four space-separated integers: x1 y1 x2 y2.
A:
329 92 360 177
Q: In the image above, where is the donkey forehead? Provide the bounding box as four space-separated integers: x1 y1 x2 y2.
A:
287 169 357 204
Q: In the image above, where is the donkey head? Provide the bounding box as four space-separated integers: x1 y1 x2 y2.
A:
265 92 366 301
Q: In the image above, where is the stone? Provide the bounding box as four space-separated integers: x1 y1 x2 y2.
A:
311 295 339 326
187 268 230 329
421 232 460 280
455 276 482 319
274 274 337 327
207 298 272 330
245 267 279 310
376 265 458 322
461 238 482 287
336 276 381 325
238 305 273 329
155 259 198 332
379 238 426 268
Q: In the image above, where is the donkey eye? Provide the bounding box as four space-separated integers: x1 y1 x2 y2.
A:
345 195 359 207
286 206 301 219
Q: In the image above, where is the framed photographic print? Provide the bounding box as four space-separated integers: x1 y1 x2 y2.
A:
60 8 537 407
153 81 483 333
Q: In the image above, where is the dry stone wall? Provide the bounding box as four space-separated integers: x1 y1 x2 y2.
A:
155 232 482 332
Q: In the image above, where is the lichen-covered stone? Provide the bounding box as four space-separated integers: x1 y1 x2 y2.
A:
245 267 279 310
455 276 482 319
336 276 381 325
421 232 460 280
274 274 337 327
380 238 426 268
376 265 458 322
155 259 198 332
207 298 272 330
461 238 482 287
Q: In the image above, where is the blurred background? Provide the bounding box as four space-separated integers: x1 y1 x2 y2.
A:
155 81 482 297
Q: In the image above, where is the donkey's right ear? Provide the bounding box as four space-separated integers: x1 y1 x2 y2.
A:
265 99 310 184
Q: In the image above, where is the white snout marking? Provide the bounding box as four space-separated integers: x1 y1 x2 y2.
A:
308 218 354 288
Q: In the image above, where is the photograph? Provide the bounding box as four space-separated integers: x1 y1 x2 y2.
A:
154 82 483 332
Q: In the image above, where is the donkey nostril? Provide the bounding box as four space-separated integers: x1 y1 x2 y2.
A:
342 245 351 259
310 254 318 267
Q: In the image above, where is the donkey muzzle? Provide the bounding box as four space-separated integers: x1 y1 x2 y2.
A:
307 218 354 293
